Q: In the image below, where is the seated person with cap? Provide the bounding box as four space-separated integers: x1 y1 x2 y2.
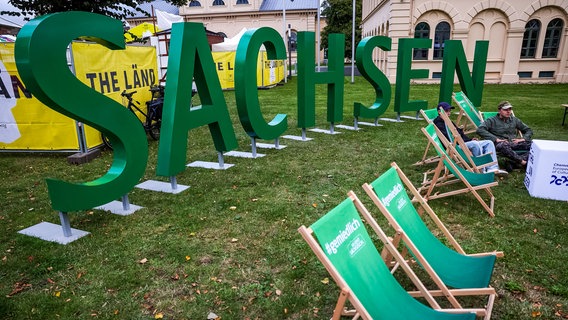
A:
476 101 533 168
434 102 508 175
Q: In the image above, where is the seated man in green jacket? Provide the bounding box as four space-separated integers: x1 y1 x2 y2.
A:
476 101 533 167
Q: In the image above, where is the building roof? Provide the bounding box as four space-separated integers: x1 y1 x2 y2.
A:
259 0 319 11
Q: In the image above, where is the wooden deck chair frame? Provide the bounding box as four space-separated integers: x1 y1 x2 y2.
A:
452 92 483 135
363 162 503 266
298 192 489 319
415 108 444 166
419 123 498 217
438 110 496 171
361 164 501 318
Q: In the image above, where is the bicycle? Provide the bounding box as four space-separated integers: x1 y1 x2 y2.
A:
102 87 163 150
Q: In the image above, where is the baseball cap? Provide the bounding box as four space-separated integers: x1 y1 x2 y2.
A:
437 102 454 111
498 101 513 110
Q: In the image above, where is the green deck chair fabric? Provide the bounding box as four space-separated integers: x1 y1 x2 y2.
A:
481 111 497 120
424 123 495 186
308 198 476 320
421 108 440 123
368 167 496 289
453 91 483 128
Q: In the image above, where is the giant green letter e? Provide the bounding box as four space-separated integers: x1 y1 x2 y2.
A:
15 12 148 212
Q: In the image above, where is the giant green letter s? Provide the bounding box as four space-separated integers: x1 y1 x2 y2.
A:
15 12 148 212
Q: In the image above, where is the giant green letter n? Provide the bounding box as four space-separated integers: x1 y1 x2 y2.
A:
15 12 148 212
439 40 488 108
157 23 238 177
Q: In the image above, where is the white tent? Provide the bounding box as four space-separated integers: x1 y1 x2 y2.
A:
212 27 252 52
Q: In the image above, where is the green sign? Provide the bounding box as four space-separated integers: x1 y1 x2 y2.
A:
14 11 489 213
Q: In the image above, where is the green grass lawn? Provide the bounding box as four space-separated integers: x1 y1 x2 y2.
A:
1 79 568 319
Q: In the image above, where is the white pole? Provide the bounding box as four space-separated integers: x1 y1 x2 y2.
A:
316 0 321 71
351 0 355 83
283 0 288 83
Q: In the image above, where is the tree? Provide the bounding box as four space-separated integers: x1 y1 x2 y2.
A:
320 0 362 61
1 0 189 21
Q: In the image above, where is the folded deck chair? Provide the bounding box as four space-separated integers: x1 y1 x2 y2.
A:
298 192 486 320
452 92 483 135
438 110 496 171
415 108 443 166
418 123 498 216
363 163 502 289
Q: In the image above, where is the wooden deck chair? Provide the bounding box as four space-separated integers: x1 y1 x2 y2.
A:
452 92 483 135
363 162 503 287
415 108 443 166
438 110 496 171
418 123 498 216
298 192 487 320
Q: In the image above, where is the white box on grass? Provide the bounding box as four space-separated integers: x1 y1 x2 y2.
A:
524 139 568 201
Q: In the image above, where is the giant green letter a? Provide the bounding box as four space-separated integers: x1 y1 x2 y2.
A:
157 23 238 177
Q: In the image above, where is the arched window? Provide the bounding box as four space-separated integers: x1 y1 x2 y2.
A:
212 0 225 5
521 19 540 58
542 18 563 58
433 21 450 59
189 0 201 6
236 0 249 4
413 22 430 60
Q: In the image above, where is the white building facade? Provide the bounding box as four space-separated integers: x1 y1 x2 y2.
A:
361 0 568 83
178 0 324 62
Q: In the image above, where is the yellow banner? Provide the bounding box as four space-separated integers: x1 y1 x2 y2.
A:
72 42 158 148
0 42 157 151
212 51 284 90
0 43 79 151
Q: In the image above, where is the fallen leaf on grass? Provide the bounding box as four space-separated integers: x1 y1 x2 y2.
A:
185 255 191 261
321 277 329 284
154 312 164 319
312 203 317 208
139 258 148 264
7 282 32 297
